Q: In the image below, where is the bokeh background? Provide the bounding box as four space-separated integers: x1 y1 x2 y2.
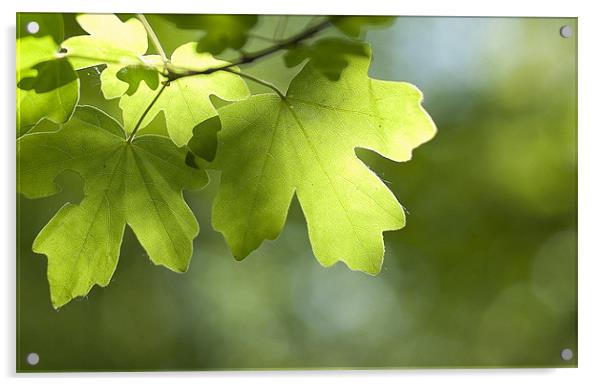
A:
17 15 577 371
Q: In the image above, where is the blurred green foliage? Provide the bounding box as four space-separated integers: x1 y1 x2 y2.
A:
16 14 78 135
160 14 258 55
330 16 395 38
17 15 576 371
284 37 369 80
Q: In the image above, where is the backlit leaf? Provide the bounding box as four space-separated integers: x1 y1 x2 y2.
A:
17 106 207 308
212 47 436 273
117 64 160 95
116 43 249 146
17 15 79 136
61 14 148 69
61 14 151 100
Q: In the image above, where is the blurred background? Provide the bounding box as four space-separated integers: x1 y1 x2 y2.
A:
17 15 577 370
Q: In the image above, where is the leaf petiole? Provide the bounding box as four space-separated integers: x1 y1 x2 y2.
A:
127 82 168 143
222 68 286 99
136 14 169 65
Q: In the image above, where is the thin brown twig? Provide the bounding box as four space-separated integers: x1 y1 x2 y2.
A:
167 19 331 81
124 18 332 139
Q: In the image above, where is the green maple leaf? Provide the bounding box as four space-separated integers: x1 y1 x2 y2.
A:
114 43 250 147
17 106 207 308
17 14 79 135
61 14 148 70
212 48 436 274
61 14 151 100
63 14 250 147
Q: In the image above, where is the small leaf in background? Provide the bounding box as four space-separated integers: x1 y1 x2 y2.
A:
185 151 202 170
188 116 221 162
161 14 258 55
284 37 369 81
61 14 154 100
18 59 77 92
330 16 395 38
16 14 78 135
116 64 160 95
212 46 436 274
17 106 207 308
62 13 148 69
117 43 249 147
101 55 164 100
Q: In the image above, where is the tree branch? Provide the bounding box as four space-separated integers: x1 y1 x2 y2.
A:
167 19 331 81
70 17 332 132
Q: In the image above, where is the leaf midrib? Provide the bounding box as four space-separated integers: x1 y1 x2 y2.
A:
239 103 286 252
59 146 127 296
283 101 370 259
129 144 184 262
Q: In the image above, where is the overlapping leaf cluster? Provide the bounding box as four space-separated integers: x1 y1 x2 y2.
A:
16 13 436 307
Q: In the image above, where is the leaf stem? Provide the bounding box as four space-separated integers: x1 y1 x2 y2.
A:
72 17 331 143
223 68 286 99
247 33 282 43
127 82 168 143
136 14 169 65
